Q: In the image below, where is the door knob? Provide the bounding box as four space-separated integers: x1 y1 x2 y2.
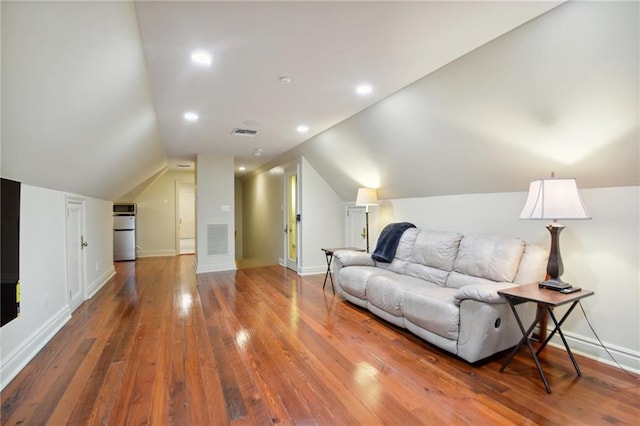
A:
361 227 366 239
81 236 88 249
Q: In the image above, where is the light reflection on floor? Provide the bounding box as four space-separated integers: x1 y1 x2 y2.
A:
236 258 279 269
354 362 382 408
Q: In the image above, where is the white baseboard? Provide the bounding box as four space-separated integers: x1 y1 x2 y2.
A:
278 258 285 267
0 306 71 390
298 265 326 276
136 249 177 258
195 262 237 274
547 329 640 375
87 266 116 299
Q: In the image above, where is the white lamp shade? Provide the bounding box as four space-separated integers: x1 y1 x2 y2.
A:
356 187 378 206
519 178 591 220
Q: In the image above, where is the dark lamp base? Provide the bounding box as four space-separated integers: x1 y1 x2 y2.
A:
539 279 572 291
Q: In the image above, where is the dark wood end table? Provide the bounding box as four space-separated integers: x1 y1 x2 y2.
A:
498 283 594 393
321 247 365 294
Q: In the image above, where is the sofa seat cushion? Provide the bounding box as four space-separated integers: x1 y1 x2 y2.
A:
401 286 460 340
366 274 427 317
338 266 397 299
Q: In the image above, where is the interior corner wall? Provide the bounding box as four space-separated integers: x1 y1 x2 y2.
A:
195 155 236 273
0 184 114 390
382 185 640 373
133 169 195 257
298 157 345 275
241 167 285 266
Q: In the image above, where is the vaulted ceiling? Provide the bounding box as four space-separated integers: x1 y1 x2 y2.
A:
134 1 561 175
2 1 569 201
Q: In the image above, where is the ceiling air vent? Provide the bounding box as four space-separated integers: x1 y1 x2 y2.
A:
232 128 258 137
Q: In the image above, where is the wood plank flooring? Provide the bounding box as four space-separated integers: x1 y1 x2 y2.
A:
1 255 639 425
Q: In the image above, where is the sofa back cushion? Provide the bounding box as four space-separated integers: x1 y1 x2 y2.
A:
404 230 463 286
376 228 419 275
447 234 525 288
410 230 464 271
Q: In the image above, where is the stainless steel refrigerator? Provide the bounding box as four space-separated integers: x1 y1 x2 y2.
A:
113 215 136 261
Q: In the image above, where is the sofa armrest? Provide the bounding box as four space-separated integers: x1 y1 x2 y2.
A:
454 282 520 305
333 250 375 268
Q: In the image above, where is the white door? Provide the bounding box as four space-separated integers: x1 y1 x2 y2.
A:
177 182 196 254
284 169 298 271
346 206 367 250
66 198 86 312
178 183 196 239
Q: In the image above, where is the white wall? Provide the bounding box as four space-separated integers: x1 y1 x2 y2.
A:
0 184 114 389
380 185 639 372
195 155 236 273
299 157 345 274
133 169 195 257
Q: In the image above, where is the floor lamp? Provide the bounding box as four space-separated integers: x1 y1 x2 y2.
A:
356 188 378 253
519 174 591 290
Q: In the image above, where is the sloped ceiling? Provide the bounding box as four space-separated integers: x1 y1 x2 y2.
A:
284 0 639 201
2 1 636 203
1 1 167 201
1 0 562 201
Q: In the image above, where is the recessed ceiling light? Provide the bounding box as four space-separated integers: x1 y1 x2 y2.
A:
355 83 373 96
183 111 199 122
191 50 212 66
279 76 292 84
238 166 246 172
297 125 309 133
253 148 263 157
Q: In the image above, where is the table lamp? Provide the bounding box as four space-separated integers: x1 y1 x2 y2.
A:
519 174 591 290
356 187 378 253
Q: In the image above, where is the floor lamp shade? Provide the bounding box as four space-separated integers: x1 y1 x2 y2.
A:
519 177 590 289
356 188 378 253
356 188 378 209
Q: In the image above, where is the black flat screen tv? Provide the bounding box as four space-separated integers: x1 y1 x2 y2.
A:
1 178 21 326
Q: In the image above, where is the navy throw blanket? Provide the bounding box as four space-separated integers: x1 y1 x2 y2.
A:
371 222 416 263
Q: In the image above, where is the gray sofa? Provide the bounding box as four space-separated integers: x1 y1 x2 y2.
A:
333 228 548 363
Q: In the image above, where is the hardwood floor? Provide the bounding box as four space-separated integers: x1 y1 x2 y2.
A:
1 255 639 425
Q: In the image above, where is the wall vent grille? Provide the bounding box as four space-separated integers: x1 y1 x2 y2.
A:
207 224 228 255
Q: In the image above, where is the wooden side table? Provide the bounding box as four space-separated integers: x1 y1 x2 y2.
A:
498 283 594 393
321 247 365 294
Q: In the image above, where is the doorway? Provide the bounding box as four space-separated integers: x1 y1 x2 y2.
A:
284 169 298 271
177 182 196 254
65 197 86 312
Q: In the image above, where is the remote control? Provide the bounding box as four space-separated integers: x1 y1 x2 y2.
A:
560 287 581 294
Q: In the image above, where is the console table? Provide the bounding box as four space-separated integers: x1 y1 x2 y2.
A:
321 248 364 293
498 283 594 393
